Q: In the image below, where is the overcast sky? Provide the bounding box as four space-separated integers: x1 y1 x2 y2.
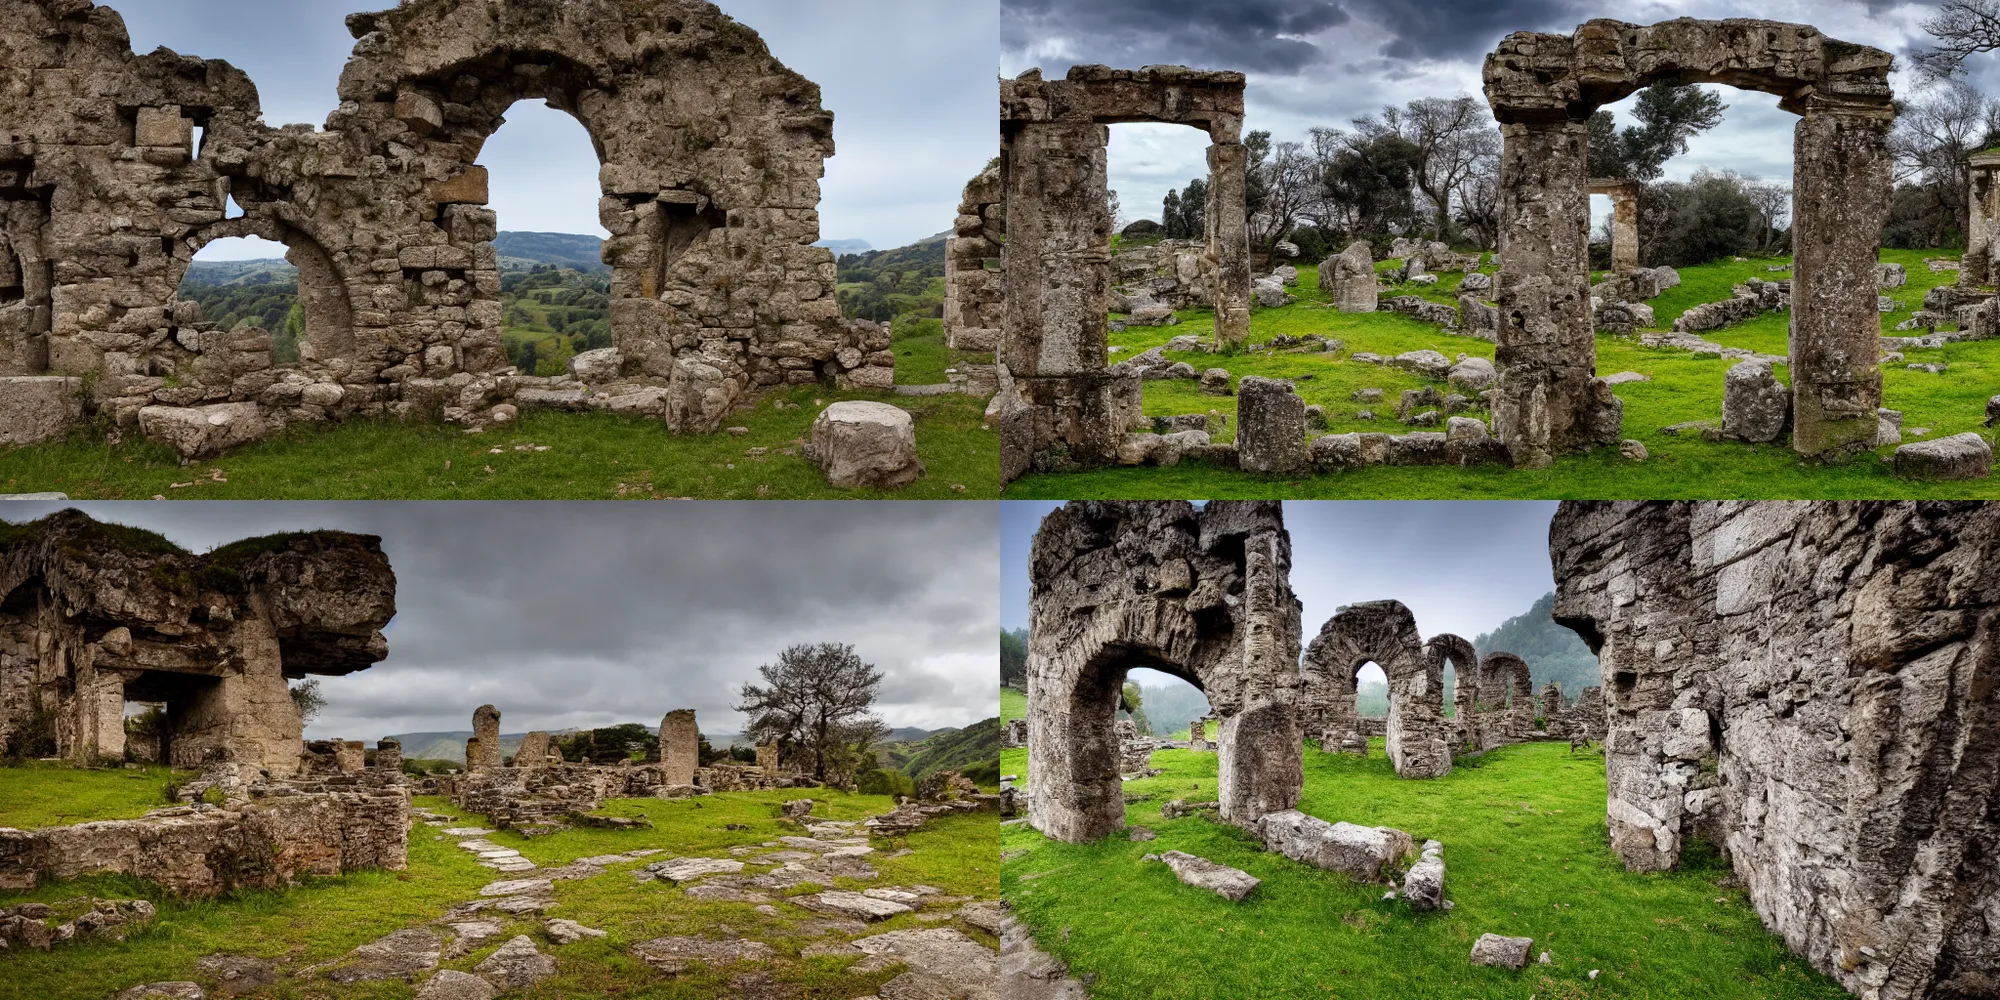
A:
1001 500 1561 689
0 501 998 741
116 0 996 260
1001 0 1976 234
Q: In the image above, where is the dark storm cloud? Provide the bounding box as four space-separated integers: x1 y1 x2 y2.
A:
1004 0 1349 74
109 1 994 256
0 502 998 740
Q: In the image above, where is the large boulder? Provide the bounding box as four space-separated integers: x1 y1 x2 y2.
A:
806 401 924 489
1319 241 1379 313
0 376 83 446
1447 356 1496 394
1720 360 1788 444
1235 377 1308 474
1253 276 1291 308
1893 432 1993 481
1391 350 1452 380
1254 811 1414 881
137 402 269 459
566 347 623 384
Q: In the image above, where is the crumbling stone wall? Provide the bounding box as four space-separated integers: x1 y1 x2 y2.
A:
0 509 396 778
996 66 1250 481
1026 501 1301 841
1966 150 2000 286
1484 20 1894 466
453 761 657 828
1299 602 1456 779
945 163 1004 353
1551 501 1999 1000
1589 178 1641 273
0 781 409 898
1457 651 1536 749
0 0 886 453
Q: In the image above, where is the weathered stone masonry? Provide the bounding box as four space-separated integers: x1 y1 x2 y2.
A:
996 66 1251 481
0 509 396 778
1299 600 1457 779
1551 501 1998 1000
1026 501 1301 841
0 0 888 451
1485 20 1894 466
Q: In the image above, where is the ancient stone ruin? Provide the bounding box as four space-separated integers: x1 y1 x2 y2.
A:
1551 501 1998 1000
944 162 1004 354
1965 149 2000 286
0 0 889 456
0 508 396 778
1484 20 1894 466
995 65 1251 481
1589 178 1641 274
1025 501 1301 841
1299 601 1457 779
659 708 698 787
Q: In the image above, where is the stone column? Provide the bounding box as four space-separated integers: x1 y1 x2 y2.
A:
1205 141 1252 348
333 740 365 774
375 738 402 773
1966 151 2000 285
1492 119 1620 468
1213 526 1302 829
1790 99 1892 461
1025 656 1126 843
755 739 779 771
999 122 1131 479
1589 179 1640 272
659 709 698 787
469 704 501 771
178 615 303 778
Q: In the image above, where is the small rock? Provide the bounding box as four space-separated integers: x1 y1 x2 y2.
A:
114 986 205 1000
1470 933 1534 970
1893 432 1993 481
1128 826 1157 842
1620 439 1647 461
489 403 517 425
416 969 498 1000
1200 368 1233 396
545 919 608 945
473 936 556 990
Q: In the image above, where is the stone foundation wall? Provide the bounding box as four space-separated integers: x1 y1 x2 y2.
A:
1551 501 2000 1000
0 782 409 898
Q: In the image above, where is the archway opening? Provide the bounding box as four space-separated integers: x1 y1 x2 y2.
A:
1353 661 1388 717
1106 122 1219 327
1126 665 1210 740
176 235 304 363
480 100 614 378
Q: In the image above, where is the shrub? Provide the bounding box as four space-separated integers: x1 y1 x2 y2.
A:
857 768 915 798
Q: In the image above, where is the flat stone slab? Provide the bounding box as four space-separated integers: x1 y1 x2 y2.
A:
546 918 608 945
806 890 914 920
192 955 278 996
415 969 497 1000
473 935 556 990
645 857 747 882
327 927 442 983
682 884 772 904
851 928 1001 1000
956 901 1004 935
442 919 505 959
113 985 206 1000
631 935 776 974
1000 917 1089 1000
489 895 553 915
1255 811 1413 881
1150 850 1259 901
444 828 495 836
478 878 553 897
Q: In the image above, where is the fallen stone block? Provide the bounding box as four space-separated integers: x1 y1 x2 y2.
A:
1471 933 1533 970
0 376 83 446
805 400 923 489
1147 850 1259 901
137 402 269 459
1254 811 1414 881
1893 432 1993 481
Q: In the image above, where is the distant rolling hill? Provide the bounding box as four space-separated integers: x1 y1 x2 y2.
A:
383 724 943 765
881 718 999 780
493 231 607 274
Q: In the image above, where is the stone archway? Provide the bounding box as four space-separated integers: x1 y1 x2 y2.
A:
170 214 357 367
1459 650 1534 748
996 66 1253 480
1301 601 1455 779
1484 19 1896 466
1026 500 1301 842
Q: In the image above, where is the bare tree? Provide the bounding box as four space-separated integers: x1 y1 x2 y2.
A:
735 642 886 783
1353 96 1500 241
1251 139 1316 250
1743 180 1792 252
1914 0 2000 80
1892 79 1995 241
1452 150 1502 250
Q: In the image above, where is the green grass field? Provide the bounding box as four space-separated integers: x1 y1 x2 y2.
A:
0 762 188 830
0 779 997 1000
0 387 998 499
1002 740 1848 1000
1008 248 2000 499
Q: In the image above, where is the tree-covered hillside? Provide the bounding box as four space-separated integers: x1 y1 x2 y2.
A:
881 717 999 785
493 231 609 274
833 233 947 324
1473 591 1601 701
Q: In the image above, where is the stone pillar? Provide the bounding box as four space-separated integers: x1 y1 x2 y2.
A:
659 709 698 787
179 616 303 778
1212 525 1302 829
1205 141 1252 348
375 738 402 773
1789 99 1892 461
333 740 365 775
1588 178 1640 273
515 731 549 767
1492 120 1621 468
469 704 501 771
1965 151 2000 285
755 739 779 771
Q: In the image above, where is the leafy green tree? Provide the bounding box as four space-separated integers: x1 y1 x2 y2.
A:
1586 82 1727 181
999 628 1027 688
736 642 887 783
1119 681 1152 735
518 340 539 376
289 679 326 725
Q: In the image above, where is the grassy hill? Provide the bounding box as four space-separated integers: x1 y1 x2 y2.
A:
886 717 999 782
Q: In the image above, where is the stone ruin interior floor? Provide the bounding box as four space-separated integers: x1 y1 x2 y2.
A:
1006 246 2000 499
0 785 1000 1000
999 731 1854 1000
